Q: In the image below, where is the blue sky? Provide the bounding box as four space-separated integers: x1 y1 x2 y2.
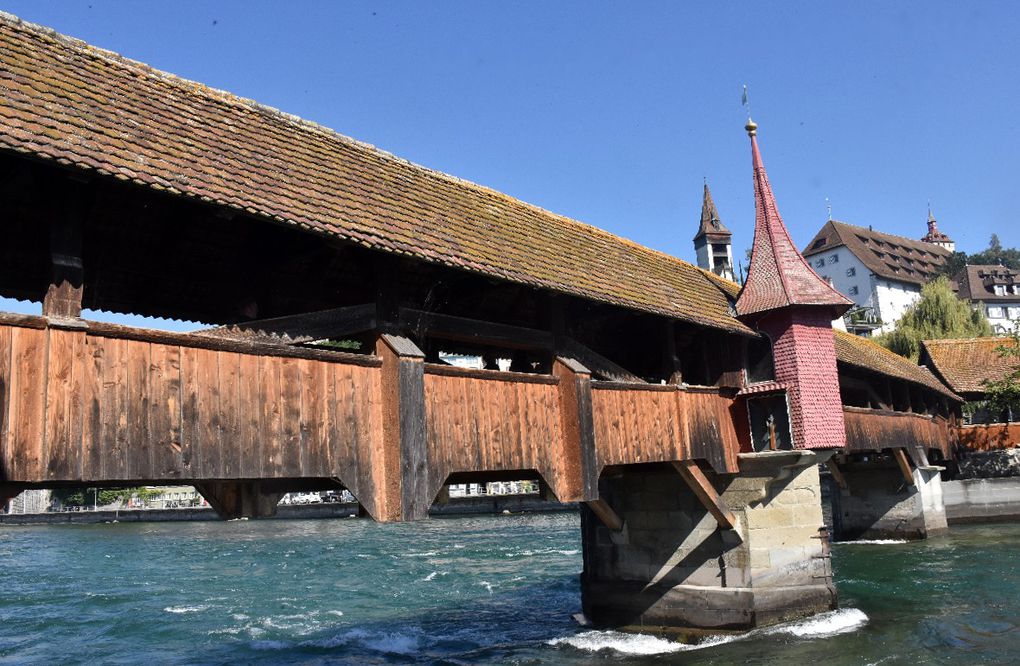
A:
2 1 1018 325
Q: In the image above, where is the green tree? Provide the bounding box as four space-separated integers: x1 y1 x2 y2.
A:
983 326 1020 421
878 276 993 360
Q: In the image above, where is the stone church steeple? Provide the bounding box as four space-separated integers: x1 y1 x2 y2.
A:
693 182 735 281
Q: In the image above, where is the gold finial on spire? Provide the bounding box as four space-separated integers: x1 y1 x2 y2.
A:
741 85 756 136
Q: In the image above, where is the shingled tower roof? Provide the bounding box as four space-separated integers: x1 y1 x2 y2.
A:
693 183 731 241
921 209 953 245
735 121 852 318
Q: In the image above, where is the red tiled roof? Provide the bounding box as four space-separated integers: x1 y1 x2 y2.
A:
921 337 1018 395
735 128 852 318
834 330 961 401
803 220 951 286
0 14 751 335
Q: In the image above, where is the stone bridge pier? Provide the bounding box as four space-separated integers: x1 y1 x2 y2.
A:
826 449 948 541
580 451 836 633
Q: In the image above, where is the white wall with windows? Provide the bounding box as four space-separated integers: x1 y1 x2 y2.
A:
984 302 1020 334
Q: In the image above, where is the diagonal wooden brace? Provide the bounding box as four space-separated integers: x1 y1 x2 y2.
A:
892 448 915 487
672 460 736 530
585 498 623 532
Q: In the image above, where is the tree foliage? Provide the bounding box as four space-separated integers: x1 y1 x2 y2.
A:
937 234 1020 277
878 276 993 360
983 325 1020 421
51 486 150 508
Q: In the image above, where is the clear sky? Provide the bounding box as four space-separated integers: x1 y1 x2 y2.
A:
2 1 1018 325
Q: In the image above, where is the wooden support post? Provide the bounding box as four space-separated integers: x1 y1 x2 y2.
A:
825 459 849 491
672 460 736 530
377 333 430 521
552 356 598 502
585 498 623 531
43 184 88 319
892 448 915 486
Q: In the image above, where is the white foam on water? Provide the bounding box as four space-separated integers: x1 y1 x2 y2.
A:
360 632 420 655
548 630 740 655
163 605 209 614
325 610 344 617
841 539 908 545
479 581 494 594
402 551 437 558
422 570 448 581
767 608 868 638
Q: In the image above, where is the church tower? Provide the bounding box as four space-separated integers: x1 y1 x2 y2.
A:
921 208 955 252
693 182 735 280
735 119 853 451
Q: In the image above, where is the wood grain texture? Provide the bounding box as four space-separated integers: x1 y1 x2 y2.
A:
842 406 953 460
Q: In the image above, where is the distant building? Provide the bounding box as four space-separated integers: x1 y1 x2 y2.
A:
802 218 953 334
142 485 202 509
693 183 735 281
953 265 1020 334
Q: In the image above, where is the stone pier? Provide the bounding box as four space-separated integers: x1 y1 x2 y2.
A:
194 481 285 520
828 451 948 541
581 451 836 633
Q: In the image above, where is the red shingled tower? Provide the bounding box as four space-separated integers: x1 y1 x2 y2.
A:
736 120 852 450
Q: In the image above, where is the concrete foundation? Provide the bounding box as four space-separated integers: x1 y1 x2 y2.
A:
829 456 948 541
194 481 285 519
580 451 836 633
943 477 1020 524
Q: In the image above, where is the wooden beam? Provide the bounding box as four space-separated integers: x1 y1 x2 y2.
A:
42 184 88 319
892 448 915 486
377 334 430 521
671 460 736 529
825 459 849 491
553 357 598 502
195 303 377 344
556 336 645 384
585 498 623 531
399 307 555 350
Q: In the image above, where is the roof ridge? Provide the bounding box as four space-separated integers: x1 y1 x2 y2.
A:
828 219 952 254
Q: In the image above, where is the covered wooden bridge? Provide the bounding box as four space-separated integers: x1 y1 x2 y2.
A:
0 14 962 631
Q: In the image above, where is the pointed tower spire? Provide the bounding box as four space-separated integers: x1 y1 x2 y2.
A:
693 181 735 281
735 121 852 318
921 207 955 251
734 119 849 452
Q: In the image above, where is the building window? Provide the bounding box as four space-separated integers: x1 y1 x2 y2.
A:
988 306 1006 319
1009 306 1020 319
846 267 856 277
814 258 825 268
746 335 775 384
849 286 859 295
994 285 1007 296
829 254 839 264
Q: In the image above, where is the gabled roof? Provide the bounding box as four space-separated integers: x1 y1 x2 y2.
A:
803 220 951 286
734 124 852 318
835 330 961 401
921 337 1018 395
0 14 751 335
953 265 1020 302
693 183 731 241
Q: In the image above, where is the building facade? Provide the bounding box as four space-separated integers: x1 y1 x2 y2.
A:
953 265 1020 334
802 219 953 334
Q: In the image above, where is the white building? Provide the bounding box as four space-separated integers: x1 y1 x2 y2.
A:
954 265 1020 334
802 219 953 334
5 489 52 514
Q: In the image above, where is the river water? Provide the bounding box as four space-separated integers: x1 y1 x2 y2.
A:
1 512 1017 664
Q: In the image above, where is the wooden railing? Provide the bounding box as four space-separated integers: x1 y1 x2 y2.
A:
956 423 1020 452
0 314 746 521
842 406 954 459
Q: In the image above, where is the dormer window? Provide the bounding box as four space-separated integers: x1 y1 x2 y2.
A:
995 284 1007 296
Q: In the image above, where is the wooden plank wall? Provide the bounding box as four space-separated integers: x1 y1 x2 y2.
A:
842 406 954 460
957 423 1020 452
0 321 383 514
422 365 566 502
591 385 740 474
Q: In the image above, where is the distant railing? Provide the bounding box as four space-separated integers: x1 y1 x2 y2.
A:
842 406 954 459
956 423 1020 452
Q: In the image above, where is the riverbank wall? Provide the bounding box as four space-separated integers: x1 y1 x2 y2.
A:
943 478 1020 524
0 494 575 525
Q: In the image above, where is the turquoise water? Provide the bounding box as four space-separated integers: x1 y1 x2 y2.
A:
1 513 1018 664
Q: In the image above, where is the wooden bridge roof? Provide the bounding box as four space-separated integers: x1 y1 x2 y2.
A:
834 329 961 401
920 336 1018 396
0 14 750 335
